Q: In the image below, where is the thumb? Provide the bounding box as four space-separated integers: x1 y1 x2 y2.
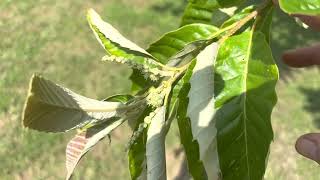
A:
295 133 320 164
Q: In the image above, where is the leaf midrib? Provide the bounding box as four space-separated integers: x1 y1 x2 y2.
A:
33 97 126 113
241 29 255 179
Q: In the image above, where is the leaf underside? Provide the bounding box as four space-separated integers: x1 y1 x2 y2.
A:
22 75 123 132
146 106 167 180
66 118 125 179
187 42 220 180
176 60 209 180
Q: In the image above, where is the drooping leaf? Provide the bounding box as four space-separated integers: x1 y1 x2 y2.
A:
65 118 125 179
176 60 208 180
66 95 140 179
146 106 167 180
279 0 320 16
22 75 126 132
214 31 278 179
187 43 220 180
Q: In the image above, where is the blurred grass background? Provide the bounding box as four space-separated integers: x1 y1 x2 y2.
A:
1 0 320 179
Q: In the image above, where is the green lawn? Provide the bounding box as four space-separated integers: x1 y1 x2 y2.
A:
1 0 320 179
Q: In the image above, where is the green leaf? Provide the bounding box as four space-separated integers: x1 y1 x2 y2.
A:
220 6 255 29
214 31 278 179
146 106 167 180
87 9 153 59
255 1 274 43
166 40 210 67
180 0 246 26
22 75 126 132
147 24 219 64
129 69 153 95
187 43 220 180
176 60 208 180
87 9 172 81
103 94 134 103
180 0 220 26
130 24 219 93
65 118 125 179
128 107 152 180
217 0 246 8
279 0 320 16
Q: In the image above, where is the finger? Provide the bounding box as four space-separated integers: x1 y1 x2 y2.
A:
295 133 320 164
294 15 320 31
282 44 320 67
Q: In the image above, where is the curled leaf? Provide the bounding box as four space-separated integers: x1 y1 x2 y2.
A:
66 118 125 179
22 75 126 132
87 8 153 58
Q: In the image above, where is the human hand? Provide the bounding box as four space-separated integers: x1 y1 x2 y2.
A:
284 43 320 164
273 0 320 164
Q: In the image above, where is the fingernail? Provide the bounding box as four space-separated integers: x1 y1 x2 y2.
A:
296 137 320 163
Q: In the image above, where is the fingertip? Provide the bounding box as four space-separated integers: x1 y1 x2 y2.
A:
281 50 305 68
295 133 320 164
281 44 320 68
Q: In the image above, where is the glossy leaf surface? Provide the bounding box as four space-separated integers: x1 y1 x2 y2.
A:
214 31 278 179
279 0 320 15
147 24 218 64
180 0 219 26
